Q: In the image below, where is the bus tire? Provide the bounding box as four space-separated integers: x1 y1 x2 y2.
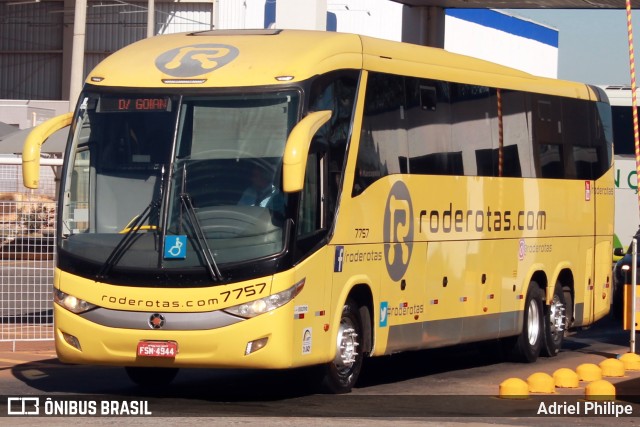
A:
321 298 364 394
542 282 568 357
125 367 179 387
510 281 544 363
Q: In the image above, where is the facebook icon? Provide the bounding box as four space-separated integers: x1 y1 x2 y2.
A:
334 246 345 272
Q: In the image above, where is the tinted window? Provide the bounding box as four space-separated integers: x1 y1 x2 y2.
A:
353 72 611 192
354 73 407 195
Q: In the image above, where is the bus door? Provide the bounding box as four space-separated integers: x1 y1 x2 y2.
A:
291 149 334 365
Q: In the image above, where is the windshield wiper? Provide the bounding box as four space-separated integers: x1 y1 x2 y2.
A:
97 199 160 280
179 192 223 282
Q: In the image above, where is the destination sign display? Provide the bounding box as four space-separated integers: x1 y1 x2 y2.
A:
98 96 171 113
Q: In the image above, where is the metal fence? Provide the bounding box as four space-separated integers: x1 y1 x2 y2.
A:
0 159 56 347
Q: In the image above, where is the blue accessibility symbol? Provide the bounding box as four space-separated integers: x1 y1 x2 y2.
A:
164 235 186 259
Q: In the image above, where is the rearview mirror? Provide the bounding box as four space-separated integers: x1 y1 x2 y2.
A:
282 110 331 192
22 112 73 189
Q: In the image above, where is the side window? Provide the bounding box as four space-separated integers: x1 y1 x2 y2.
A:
405 78 456 175
354 72 408 196
562 97 611 180
297 153 321 237
533 95 565 178
532 94 609 180
309 70 358 221
595 100 614 173
500 90 532 177
562 98 592 179
451 83 496 177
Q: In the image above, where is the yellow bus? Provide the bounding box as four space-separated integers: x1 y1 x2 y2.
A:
24 29 614 393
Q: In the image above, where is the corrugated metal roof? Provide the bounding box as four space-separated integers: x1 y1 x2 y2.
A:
0 1 63 99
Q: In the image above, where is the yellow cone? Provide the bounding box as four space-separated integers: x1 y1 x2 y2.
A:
619 353 640 371
585 379 616 401
553 368 579 388
527 372 555 393
499 378 529 399
599 358 625 377
576 363 602 382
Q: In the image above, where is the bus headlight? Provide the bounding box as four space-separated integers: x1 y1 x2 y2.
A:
223 279 305 319
54 289 97 314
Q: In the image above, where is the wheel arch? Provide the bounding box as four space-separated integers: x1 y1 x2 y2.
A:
346 284 374 355
528 270 548 295
555 267 575 327
330 276 374 356
554 268 574 299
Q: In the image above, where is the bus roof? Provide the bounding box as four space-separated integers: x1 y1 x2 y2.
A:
87 29 596 100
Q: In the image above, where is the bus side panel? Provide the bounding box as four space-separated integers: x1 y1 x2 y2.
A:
380 239 430 354
592 236 613 321
593 168 615 321
287 246 336 367
422 239 504 347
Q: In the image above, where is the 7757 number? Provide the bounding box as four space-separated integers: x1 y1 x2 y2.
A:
220 283 267 302
355 228 369 238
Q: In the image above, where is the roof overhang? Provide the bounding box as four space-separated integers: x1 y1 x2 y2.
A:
391 0 640 8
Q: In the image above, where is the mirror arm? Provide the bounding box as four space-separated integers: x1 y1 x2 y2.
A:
282 110 332 193
22 112 73 189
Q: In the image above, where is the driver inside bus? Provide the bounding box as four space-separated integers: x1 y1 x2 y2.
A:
237 164 283 214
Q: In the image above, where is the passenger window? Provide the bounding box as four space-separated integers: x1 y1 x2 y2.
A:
354 72 407 195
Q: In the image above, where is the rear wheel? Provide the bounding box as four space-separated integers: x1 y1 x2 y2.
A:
509 281 544 363
542 282 568 357
125 367 179 387
321 299 364 393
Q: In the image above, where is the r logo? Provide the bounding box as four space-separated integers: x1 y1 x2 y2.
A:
155 44 239 77
383 181 413 281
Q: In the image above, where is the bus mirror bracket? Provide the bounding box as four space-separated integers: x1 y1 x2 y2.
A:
282 110 332 193
22 112 73 189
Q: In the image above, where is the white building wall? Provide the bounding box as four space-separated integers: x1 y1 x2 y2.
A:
216 0 249 29
327 0 402 41
444 10 558 78
276 0 326 30
324 4 558 78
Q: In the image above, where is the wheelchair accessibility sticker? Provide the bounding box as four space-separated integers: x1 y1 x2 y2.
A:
164 235 187 259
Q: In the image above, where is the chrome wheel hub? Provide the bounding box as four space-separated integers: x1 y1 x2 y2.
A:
335 320 359 371
548 295 566 339
527 298 541 346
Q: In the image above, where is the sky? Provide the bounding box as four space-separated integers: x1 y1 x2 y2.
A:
500 9 640 86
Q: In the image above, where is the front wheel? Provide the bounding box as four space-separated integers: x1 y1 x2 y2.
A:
509 281 544 363
321 299 364 393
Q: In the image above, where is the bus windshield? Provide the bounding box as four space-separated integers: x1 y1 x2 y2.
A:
59 89 300 282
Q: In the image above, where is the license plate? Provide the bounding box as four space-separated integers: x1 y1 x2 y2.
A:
136 340 178 358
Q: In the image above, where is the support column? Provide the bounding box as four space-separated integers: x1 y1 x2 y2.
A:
147 0 155 38
401 6 445 48
275 0 327 30
61 0 74 102
69 0 87 110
